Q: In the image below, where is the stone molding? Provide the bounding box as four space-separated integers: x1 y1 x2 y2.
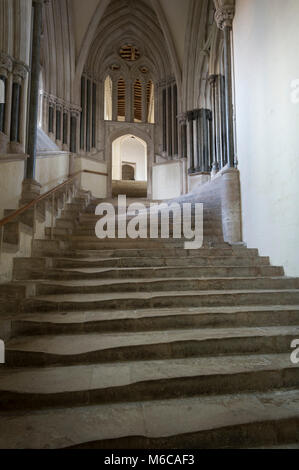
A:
0 52 13 78
215 5 235 30
42 91 78 112
12 62 29 84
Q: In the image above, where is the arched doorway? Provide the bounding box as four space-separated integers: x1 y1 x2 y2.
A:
106 124 154 199
111 134 148 197
122 164 135 181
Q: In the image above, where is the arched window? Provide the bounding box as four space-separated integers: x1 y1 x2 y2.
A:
134 79 142 122
117 78 126 121
147 80 155 124
104 75 112 121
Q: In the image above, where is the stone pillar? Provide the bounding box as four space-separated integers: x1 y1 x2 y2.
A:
92 82 97 149
4 66 13 142
215 3 235 168
26 0 46 180
55 104 62 143
10 64 27 151
48 102 54 134
0 75 5 133
86 78 91 152
167 85 173 158
178 113 187 159
42 93 49 133
172 83 178 156
193 110 200 172
10 79 21 143
70 110 77 154
187 111 195 174
221 167 242 243
202 109 211 172
80 75 85 150
62 109 68 149
0 53 13 153
162 87 167 153
209 74 219 174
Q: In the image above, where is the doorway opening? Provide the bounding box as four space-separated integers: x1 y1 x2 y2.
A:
112 134 147 197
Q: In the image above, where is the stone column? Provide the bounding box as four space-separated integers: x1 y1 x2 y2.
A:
10 78 21 144
0 53 13 153
62 109 69 150
42 93 49 133
48 101 54 134
55 104 62 143
187 111 195 174
0 75 5 133
80 76 85 150
178 113 187 159
162 86 167 153
215 3 235 168
86 78 91 152
10 64 27 151
221 167 242 243
209 74 219 174
193 110 200 172
92 82 97 149
26 0 46 180
172 83 178 156
70 110 77 154
202 109 211 172
167 85 173 158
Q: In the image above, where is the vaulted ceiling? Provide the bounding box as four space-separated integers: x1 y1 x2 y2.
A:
71 0 190 70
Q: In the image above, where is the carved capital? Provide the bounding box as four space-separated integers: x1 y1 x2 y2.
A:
177 112 187 125
13 62 28 84
187 111 194 122
0 52 13 77
70 105 81 118
215 5 235 30
208 74 218 87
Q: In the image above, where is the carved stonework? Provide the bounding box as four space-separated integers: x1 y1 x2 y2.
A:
177 112 187 125
208 74 218 87
0 52 13 77
215 5 235 30
13 62 28 84
187 111 194 122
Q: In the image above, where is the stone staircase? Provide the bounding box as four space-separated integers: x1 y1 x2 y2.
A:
0 196 299 449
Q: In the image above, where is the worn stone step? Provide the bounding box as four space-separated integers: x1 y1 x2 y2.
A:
56 219 77 230
53 246 260 258
11 306 299 336
21 265 284 282
6 326 299 367
34 277 299 296
37 245 258 256
0 389 298 449
52 256 271 269
73 226 223 236
22 289 299 313
69 240 227 250
0 354 298 410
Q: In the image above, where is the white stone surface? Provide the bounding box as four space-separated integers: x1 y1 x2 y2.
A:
152 160 183 200
234 0 299 276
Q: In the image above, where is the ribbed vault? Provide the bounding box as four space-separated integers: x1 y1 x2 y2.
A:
84 0 173 82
